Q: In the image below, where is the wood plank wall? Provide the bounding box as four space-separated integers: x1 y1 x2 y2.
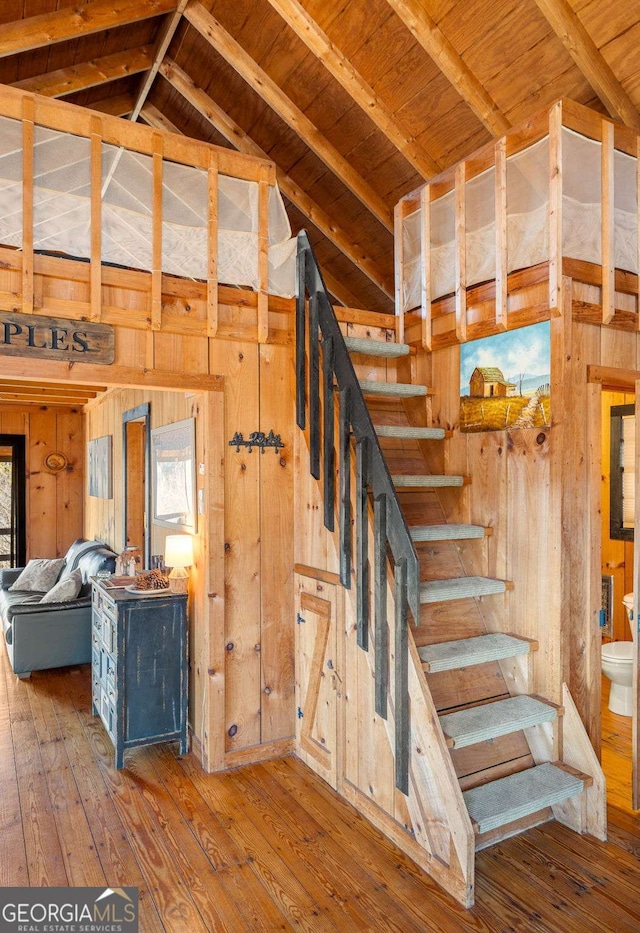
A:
84 342 296 769
0 404 83 559
424 279 640 755
209 340 295 768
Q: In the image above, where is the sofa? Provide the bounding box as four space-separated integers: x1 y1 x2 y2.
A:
0 538 117 678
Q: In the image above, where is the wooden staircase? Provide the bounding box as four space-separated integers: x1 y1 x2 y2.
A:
345 332 593 850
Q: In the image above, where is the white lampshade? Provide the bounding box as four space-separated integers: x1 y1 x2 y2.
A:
164 534 194 569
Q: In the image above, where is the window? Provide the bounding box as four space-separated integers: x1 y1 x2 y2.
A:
610 403 635 541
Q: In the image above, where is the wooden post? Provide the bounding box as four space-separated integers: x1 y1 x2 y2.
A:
309 291 320 480
454 162 467 343
257 167 270 344
548 102 563 316
601 119 615 325
394 557 409 795
151 133 163 332
374 492 387 716
295 245 306 429
420 185 432 350
394 200 406 345
323 336 335 532
207 151 219 338
21 96 34 314
356 437 369 650
495 137 507 331
89 115 102 323
339 386 351 589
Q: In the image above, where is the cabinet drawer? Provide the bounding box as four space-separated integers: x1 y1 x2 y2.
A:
101 615 116 654
99 646 116 687
100 690 116 741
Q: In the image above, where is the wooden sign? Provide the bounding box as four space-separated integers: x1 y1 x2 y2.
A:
0 312 114 365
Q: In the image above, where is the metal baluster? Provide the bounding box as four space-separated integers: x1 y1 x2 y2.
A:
295 245 306 429
374 492 388 716
323 336 335 531
356 437 369 649
339 385 351 588
395 558 409 795
309 290 320 480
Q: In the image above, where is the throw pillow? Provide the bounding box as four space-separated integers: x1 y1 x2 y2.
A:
9 558 65 593
39 569 83 605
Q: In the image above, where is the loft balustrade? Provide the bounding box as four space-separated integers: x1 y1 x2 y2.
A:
396 98 640 348
0 84 296 341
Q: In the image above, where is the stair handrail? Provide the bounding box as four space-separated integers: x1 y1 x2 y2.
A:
295 230 419 793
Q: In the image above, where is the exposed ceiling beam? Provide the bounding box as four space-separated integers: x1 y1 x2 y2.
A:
184 0 393 232
11 47 153 98
0 0 178 59
532 0 640 131
129 0 189 123
264 0 440 180
89 94 135 117
140 102 182 134
384 0 511 137
0 392 93 410
0 380 104 394
0 395 93 405
143 101 360 306
159 59 394 300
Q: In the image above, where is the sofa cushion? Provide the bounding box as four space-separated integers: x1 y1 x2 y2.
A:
9 558 64 593
40 569 82 605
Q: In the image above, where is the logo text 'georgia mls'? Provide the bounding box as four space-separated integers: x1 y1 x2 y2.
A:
0 887 138 933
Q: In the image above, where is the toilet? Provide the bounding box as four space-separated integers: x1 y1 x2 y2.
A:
601 593 635 716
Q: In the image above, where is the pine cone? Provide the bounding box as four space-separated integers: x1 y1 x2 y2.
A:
135 569 169 590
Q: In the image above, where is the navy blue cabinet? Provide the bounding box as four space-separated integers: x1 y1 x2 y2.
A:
91 580 188 769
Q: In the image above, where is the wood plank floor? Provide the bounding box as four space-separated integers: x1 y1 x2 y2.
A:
3 650 640 933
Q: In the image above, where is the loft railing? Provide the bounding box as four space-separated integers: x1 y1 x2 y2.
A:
296 230 419 794
395 98 640 349
0 84 279 341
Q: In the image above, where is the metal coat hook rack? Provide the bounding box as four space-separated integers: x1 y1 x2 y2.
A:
228 430 285 454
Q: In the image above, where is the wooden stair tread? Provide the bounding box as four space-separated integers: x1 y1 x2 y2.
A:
344 336 410 357
418 632 533 672
359 379 428 398
375 425 446 440
463 762 587 835
439 695 558 749
419 576 507 604
411 523 489 542
393 474 465 488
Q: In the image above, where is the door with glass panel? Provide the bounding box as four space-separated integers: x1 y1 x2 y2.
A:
0 435 26 568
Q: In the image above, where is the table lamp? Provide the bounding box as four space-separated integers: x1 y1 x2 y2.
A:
164 534 194 595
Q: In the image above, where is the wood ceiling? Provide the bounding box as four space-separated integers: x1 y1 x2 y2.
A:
1 0 640 315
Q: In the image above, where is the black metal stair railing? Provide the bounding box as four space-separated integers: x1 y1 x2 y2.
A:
295 230 419 794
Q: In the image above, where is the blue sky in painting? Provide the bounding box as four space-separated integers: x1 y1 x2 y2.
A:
460 321 550 394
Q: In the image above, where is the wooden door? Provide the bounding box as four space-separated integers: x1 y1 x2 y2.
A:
295 576 338 789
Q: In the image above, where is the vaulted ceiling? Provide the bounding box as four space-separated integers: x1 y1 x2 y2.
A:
2 0 640 313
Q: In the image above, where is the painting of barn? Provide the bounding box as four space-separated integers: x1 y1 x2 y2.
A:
460 322 551 432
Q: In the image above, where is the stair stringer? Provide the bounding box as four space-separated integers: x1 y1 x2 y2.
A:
339 550 475 909
523 683 606 839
